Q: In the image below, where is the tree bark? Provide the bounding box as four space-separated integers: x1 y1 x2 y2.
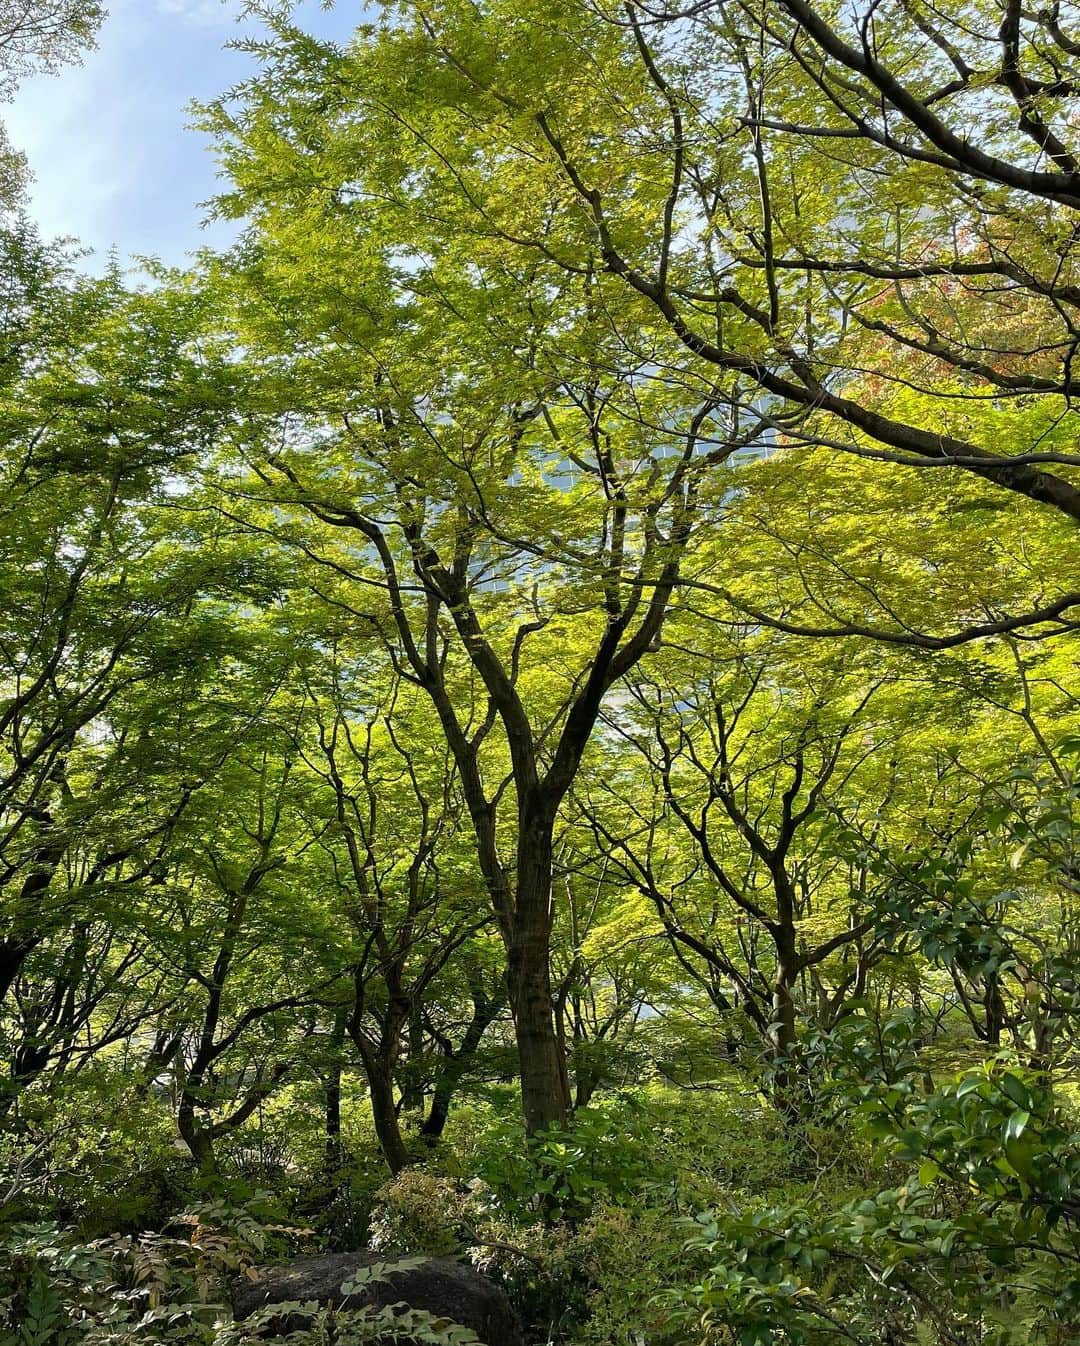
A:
508 816 571 1134
421 985 505 1143
324 1010 346 1171
178 1087 219 1175
399 1006 426 1113
769 861 808 1123
361 1045 410 1175
350 1000 411 1175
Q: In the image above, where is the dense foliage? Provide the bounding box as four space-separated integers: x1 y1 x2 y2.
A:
3 1 1080 1343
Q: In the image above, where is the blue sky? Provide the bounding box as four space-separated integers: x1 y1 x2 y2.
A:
7 0 362 269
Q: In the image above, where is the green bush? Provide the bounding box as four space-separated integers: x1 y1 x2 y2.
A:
568 1204 706 1346
368 1170 469 1257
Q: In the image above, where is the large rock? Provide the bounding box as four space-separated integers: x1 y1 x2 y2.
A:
232 1250 525 1346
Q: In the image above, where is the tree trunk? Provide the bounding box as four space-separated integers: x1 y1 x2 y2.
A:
770 927 806 1122
399 1006 427 1113
364 1047 410 1175
0 936 39 1006
985 972 1006 1048
421 986 504 1143
573 1053 599 1110
350 1002 411 1175
324 1011 346 1171
508 818 571 1135
178 1090 218 1175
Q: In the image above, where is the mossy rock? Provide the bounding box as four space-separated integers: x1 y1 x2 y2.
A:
232 1250 526 1345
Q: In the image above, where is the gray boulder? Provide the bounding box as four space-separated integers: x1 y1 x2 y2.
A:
232 1250 525 1346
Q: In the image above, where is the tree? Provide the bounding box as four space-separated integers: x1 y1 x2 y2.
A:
167 744 323 1175
580 633 893 1109
330 0 1080 533
0 263 239 1089
0 0 103 204
294 657 494 1171
199 36 746 1130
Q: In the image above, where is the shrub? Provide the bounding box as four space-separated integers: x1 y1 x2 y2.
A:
569 1205 707 1346
368 1170 469 1257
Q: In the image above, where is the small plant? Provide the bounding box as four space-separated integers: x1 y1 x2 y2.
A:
368 1171 469 1257
477 1098 677 1224
0 1200 314 1346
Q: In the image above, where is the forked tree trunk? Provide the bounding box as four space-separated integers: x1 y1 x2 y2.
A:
351 1002 411 1175
178 1092 219 1175
421 984 505 1143
366 1053 410 1175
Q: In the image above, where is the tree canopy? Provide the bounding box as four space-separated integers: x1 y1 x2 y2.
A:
2 3 1080 1345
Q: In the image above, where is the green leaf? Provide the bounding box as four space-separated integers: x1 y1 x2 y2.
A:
1005 1110 1031 1142
1001 1074 1032 1111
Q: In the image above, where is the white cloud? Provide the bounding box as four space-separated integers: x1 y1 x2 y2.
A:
5 4 147 251
3 0 243 263
4 0 359 266
156 0 232 25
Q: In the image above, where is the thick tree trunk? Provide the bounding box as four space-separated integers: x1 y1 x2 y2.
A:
8 1042 49 1101
573 1055 599 1110
178 1091 218 1175
509 819 571 1135
421 1066 457 1144
0 866 61 1005
350 1002 411 1175
770 925 806 1122
509 944 568 1134
365 1050 410 1175
0 936 38 1006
